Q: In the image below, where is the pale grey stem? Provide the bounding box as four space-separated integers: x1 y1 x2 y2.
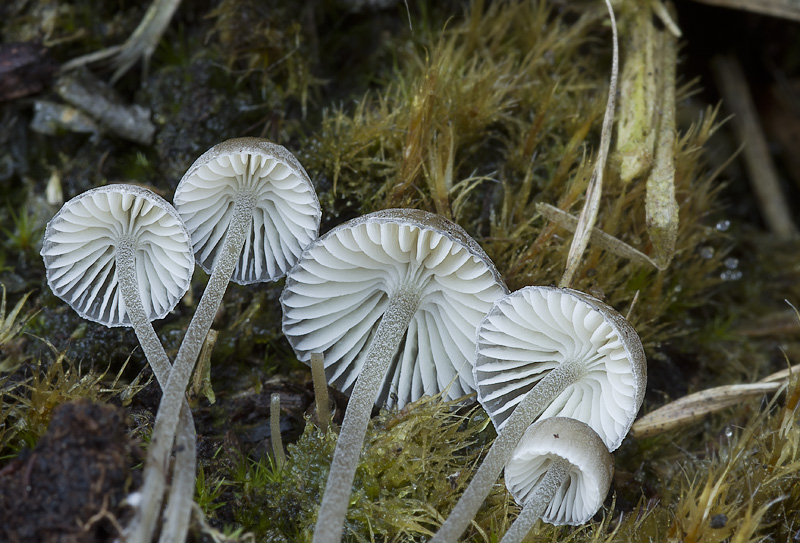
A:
311 352 331 433
498 458 570 543
158 413 196 543
429 360 585 543
116 237 195 543
128 192 255 543
313 288 421 543
271 393 286 467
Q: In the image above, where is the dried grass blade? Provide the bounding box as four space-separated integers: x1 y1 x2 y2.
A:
536 202 658 269
645 24 679 270
559 0 619 287
631 383 782 438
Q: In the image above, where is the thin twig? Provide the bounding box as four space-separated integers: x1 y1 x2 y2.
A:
536 203 659 269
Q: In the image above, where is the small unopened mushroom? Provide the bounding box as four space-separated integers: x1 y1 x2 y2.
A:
281 208 507 543
129 139 320 543
41 184 196 543
502 418 612 543
431 286 645 543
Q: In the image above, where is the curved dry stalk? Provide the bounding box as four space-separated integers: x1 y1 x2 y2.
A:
560 0 619 287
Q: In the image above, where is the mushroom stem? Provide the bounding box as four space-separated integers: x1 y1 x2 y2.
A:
430 359 585 543
116 237 195 543
311 352 331 433
498 458 570 543
271 393 286 467
128 192 256 543
313 288 420 543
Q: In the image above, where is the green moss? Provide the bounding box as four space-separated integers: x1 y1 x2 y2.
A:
0 352 146 459
223 394 505 542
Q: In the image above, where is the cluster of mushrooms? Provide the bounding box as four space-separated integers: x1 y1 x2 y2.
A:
41 138 647 543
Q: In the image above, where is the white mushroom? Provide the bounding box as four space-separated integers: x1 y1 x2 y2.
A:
431 286 645 543
174 137 321 284
476 286 645 450
129 139 321 543
41 184 196 543
42 184 194 328
281 208 508 543
500 417 613 543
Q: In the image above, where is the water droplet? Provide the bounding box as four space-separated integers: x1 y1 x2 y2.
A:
700 246 715 259
725 427 733 438
710 513 728 529
724 257 739 269
720 270 742 281
715 220 731 232
673 284 682 293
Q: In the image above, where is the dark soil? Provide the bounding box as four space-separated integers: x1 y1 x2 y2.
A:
0 401 138 543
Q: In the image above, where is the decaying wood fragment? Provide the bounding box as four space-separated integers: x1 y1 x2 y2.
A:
0 42 58 102
54 69 156 145
615 6 658 184
614 2 680 269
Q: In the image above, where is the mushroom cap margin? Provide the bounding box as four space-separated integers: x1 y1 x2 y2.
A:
474 285 647 451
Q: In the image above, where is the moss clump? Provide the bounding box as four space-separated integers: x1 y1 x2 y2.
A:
0 353 146 458
221 394 507 542
299 1 727 354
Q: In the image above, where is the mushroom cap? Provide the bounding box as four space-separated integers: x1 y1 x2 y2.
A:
281 208 508 409
505 417 613 526
41 184 195 327
474 286 646 451
173 138 321 285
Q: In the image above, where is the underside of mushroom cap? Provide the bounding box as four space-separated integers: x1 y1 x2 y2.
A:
505 417 613 526
474 286 646 451
281 208 508 409
174 138 321 285
41 185 194 327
